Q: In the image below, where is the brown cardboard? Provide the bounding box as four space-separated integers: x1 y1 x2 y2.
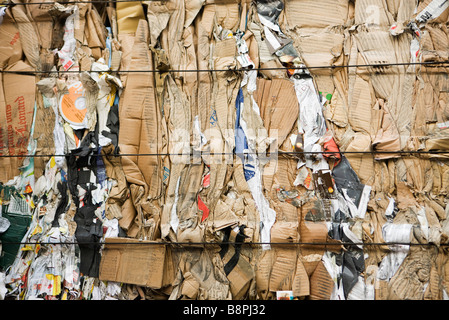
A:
226 253 255 300
299 198 329 277
146 1 172 45
84 4 106 54
388 246 436 300
26 0 54 51
283 0 349 29
345 133 375 185
116 2 145 34
11 5 40 70
354 0 393 27
309 260 334 300
269 247 297 292
348 75 374 133
99 237 166 288
270 221 299 243
0 61 36 183
291 30 345 78
118 19 158 186
32 87 55 178
372 99 401 159
180 272 200 299
254 78 299 148
117 19 164 239
212 199 239 230
300 220 328 249
195 4 215 132
255 249 274 299
162 245 177 289
0 9 23 69
101 145 133 224
292 256 310 297
375 279 390 300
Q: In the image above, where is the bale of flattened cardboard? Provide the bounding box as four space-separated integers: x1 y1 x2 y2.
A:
2 0 449 301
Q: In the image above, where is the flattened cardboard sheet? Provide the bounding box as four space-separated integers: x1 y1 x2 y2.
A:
99 237 166 288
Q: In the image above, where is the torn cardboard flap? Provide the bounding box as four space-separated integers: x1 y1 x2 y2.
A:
254 78 299 148
309 260 334 300
269 247 297 292
270 221 299 243
116 1 145 34
372 99 402 159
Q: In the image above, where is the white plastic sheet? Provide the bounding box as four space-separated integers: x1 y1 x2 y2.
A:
377 223 413 281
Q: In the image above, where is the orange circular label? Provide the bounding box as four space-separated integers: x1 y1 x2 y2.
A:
59 81 87 128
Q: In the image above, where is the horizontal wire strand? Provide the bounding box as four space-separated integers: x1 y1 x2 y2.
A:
2 0 166 4
0 150 447 158
1 60 449 75
0 240 446 247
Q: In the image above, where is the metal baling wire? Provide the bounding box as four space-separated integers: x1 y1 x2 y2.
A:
0 149 448 158
2 0 168 4
1 240 447 247
0 60 449 74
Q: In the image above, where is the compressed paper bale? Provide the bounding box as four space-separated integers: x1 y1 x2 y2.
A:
4 0 449 302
